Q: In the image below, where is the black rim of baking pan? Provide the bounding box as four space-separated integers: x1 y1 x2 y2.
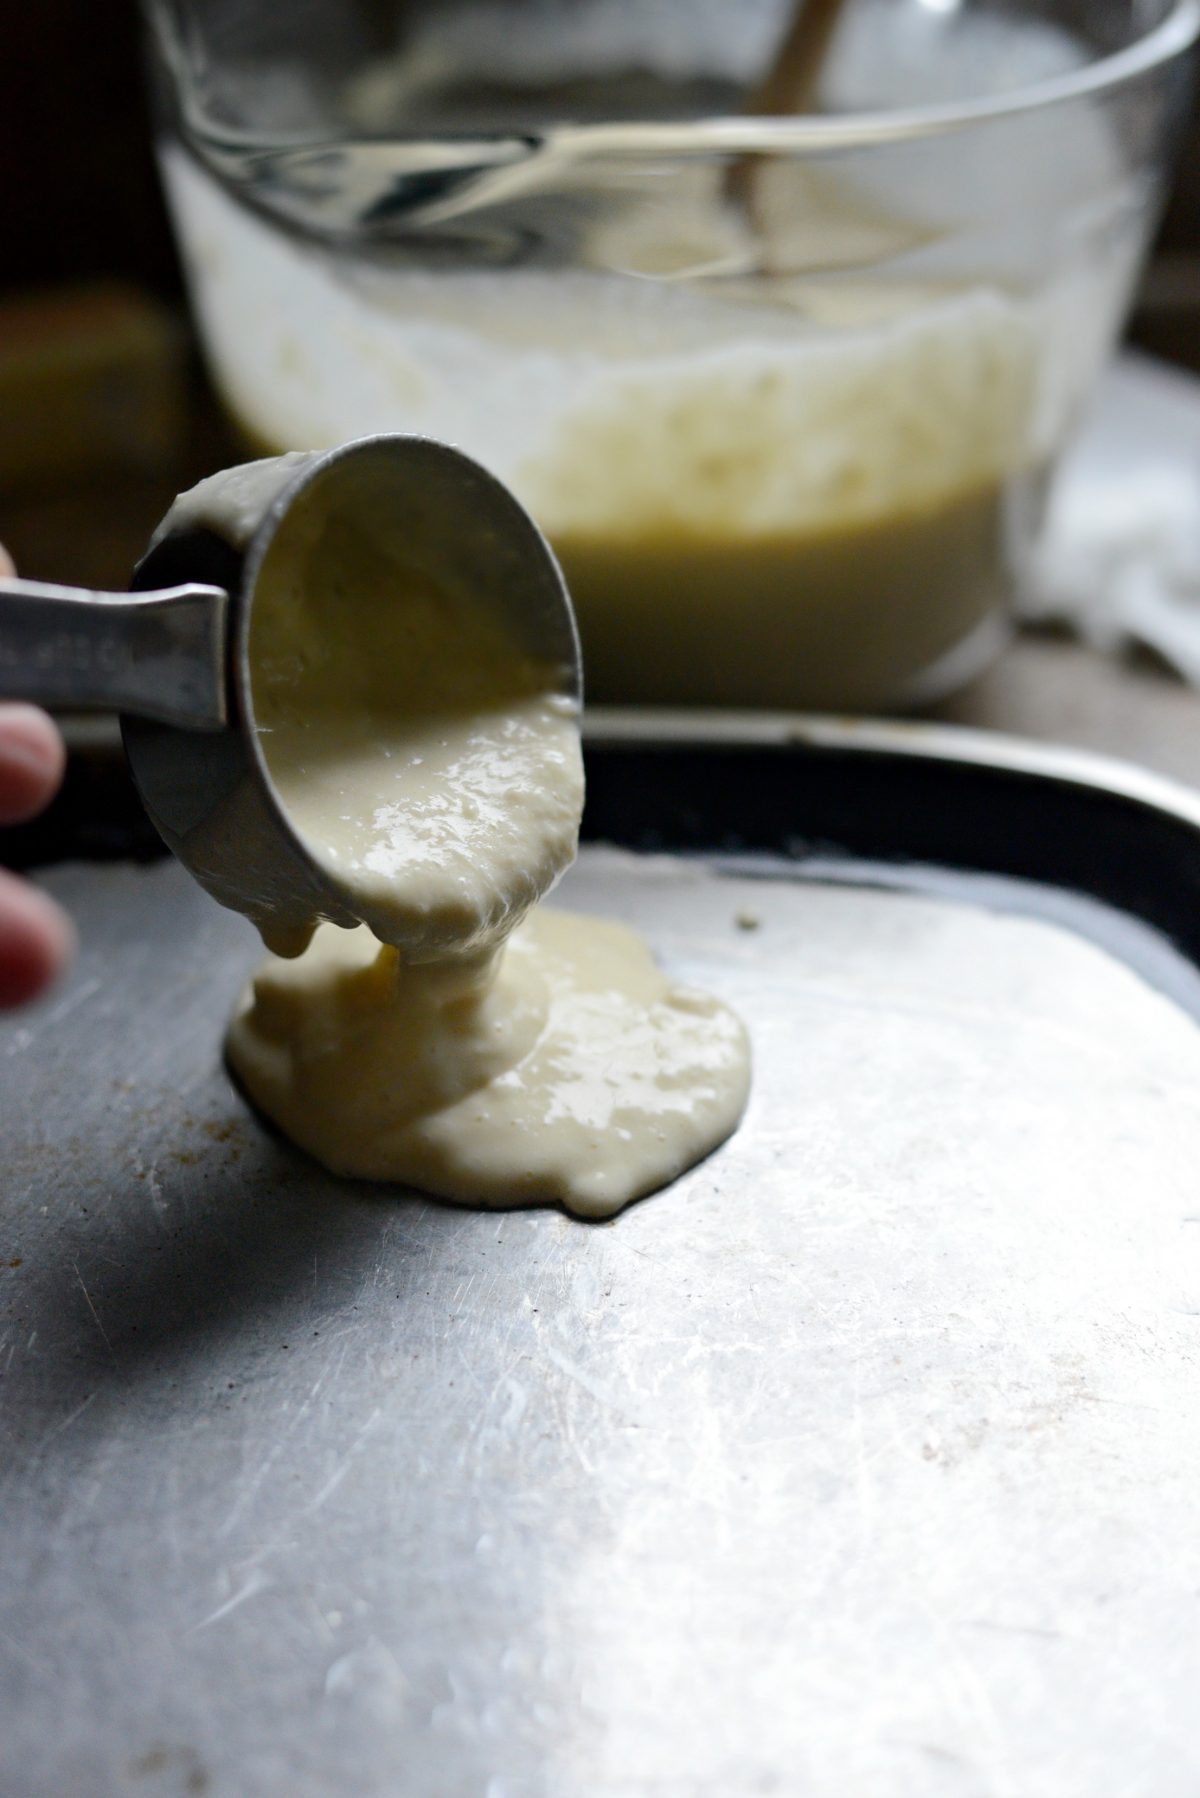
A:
580 712 1200 1015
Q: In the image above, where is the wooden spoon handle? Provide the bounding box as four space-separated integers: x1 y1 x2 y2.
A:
725 0 847 232
746 0 847 117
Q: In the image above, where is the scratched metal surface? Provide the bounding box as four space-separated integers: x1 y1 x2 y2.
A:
4 850 1200 1798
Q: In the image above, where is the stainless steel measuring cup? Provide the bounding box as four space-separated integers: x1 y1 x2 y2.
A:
0 436 581 950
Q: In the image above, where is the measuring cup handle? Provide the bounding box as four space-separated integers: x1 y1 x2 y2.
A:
0 579 230 731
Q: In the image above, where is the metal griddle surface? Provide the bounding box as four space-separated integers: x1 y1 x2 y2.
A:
4 848 1200 1798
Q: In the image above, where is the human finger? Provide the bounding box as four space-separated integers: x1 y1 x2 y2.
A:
0 866 75 1007
0 704 66 824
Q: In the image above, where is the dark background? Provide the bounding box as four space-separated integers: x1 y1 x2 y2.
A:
1 0 1198 365
0 3 180 300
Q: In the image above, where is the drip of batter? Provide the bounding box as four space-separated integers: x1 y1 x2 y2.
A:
166 457 750 1217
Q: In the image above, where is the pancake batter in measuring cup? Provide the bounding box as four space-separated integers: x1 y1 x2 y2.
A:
165 457 750 1218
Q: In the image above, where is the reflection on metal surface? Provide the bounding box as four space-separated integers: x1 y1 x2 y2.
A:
3 848 1200 1793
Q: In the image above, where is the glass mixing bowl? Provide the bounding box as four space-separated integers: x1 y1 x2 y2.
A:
144 0 1199 711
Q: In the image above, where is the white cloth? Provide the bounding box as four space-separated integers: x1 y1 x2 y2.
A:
1022 353 1200 683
